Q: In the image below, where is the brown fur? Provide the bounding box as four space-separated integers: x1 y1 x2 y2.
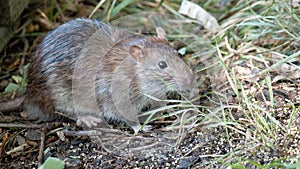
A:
0 19 196 133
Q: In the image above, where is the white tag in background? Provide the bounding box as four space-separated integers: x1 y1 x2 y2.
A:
292 0 300 7
178 0 222 33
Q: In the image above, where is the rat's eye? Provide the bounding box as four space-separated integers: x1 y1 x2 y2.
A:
158 61 167 69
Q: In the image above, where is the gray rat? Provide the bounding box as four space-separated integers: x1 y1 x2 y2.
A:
0 18 196 133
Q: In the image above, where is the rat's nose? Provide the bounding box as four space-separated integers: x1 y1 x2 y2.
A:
184 68 194 87
184 70 199 100
188 87 199 100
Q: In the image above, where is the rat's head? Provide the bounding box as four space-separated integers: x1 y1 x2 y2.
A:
128 27 195 97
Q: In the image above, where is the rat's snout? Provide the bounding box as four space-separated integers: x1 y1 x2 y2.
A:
176 69 196 91
183 78 199 99
187 87 199 100
184 68 195 87
178 69 200 100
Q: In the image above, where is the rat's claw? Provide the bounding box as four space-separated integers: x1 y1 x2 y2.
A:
131 124 152 134
77 115 103 128
141 125 152 132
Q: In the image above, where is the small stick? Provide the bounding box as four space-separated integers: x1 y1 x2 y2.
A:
62 129 100 136
0 116 25 122
38 128 46 167
62 128 125 137
0 123 43 128
130 142 173 151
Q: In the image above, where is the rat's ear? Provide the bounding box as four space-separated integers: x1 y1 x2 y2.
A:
156 27 167 41
129 45 144 62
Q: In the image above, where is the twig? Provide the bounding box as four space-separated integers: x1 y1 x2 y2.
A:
38 128 46 167
6 143 29 155
62 129 100 136
130 142 173 152
0 116 25 123
159 124 194 131
93 136 112 153
62 128 127 137
0 123 43 128
175 110 190 152
55 1 66 21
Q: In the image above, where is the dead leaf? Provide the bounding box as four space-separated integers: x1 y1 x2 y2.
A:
25 129 41 141
179 0 222 33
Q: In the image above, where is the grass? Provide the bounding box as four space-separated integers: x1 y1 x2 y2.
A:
115 2 299 166
0 0 299 168
194 0 300 167
133 0 299 168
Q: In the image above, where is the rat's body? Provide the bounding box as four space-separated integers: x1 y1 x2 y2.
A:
1 19 195 133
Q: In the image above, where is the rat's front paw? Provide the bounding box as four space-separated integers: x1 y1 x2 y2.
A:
141 125 152 132
77 115 103 128
131 124 152 134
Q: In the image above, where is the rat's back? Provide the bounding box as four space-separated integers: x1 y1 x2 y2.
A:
25 19 108 120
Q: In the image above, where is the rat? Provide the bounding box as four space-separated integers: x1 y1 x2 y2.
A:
0 18 197 133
